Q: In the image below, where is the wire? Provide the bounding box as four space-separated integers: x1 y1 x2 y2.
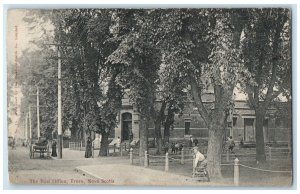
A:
239 163 292 173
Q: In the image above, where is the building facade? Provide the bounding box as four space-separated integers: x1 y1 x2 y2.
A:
111 92 291 146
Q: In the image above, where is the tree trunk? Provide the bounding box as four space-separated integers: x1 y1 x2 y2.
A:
154 120 162 154
99 132 109 156
152 101 166 154
206 123 225 180
254 111 266 163
70 128 76 141
163 123 170 144
163 109 174 144
139 116 149 165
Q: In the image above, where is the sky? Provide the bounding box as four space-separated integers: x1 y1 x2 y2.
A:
6 9 53 138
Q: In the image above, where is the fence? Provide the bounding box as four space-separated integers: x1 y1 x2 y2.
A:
128 147 292 185
107 143 130 156
222 146 292 162
69 141 85 151
129 148 194 171
230 158 292 186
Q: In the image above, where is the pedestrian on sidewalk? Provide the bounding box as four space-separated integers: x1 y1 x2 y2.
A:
51 140 57 157
85 137 92 158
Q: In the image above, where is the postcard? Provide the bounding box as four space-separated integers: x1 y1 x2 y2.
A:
6 7 293 187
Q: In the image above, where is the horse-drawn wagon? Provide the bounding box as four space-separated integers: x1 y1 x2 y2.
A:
29 137 50 159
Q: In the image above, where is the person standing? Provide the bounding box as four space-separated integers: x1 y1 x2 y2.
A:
85 137 92 158
238 134 244 147
193 138 199 146
227 136 235 153
51 140 57 157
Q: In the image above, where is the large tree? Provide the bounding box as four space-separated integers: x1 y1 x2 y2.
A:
241 8 291 163
147 9 247 178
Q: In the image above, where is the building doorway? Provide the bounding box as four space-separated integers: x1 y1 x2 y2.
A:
244 118 255 142
121 112 132 141
184 119 191 135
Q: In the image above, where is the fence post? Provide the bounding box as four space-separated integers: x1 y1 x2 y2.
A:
181 148 185 164
80 141 82 151
234 158 239 186
269 146 272 160
120 144 123 157
226 149 230 162
165 152 169 172
130 148 133 165
113 144 116 153
144 151 148 167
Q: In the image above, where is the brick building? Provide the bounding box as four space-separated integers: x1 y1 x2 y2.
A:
110 90 291 146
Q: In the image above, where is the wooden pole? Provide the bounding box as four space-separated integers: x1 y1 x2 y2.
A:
29 107 32 140
181 147 184 164
57 47 62 159
234 158 239 186
25 114 28 142
165 152 169 172
36 86 40 139
130 148 133 165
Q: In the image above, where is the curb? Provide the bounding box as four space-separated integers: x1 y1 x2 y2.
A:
75 166 105 180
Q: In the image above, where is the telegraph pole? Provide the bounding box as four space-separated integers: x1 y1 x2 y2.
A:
36 86 40 139
25 113 28 142
29 106 32 140
44 41 74 159
57 46 63 159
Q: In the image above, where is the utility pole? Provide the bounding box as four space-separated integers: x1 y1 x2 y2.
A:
29 106 32 140
57 46 63 159
36 86 40 139
44 41 74 159
25 113 28 142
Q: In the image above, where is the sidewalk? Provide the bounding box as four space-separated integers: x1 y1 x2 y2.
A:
51 149 206 186
75 164 210 186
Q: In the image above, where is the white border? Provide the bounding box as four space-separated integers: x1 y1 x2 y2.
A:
1 0 299 193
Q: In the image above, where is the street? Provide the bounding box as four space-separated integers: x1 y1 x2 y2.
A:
8 146 129 185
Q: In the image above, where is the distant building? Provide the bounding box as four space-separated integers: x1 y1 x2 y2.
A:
111 90 291 145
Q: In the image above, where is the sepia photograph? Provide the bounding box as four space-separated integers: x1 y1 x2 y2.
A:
6 6 293 187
